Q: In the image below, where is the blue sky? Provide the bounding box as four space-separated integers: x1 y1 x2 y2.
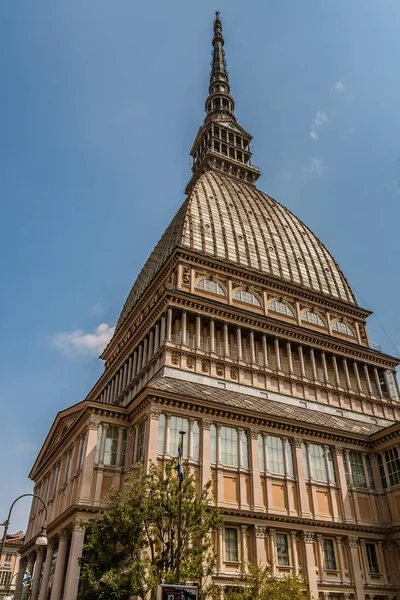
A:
1 0 400 530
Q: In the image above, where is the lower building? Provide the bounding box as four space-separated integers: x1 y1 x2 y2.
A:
17 12 400 600
0 531 25 600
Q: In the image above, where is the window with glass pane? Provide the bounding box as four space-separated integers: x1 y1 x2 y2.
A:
221 426 238 467
241 431 249 468
94 425 102 465
267 436 285 475
225 528 238 562
323 539 337 570
104 426 119 466
269 300 295 317
64 451 72 484
276 533 289 566
158 414 166 454
285 440 294 476
366 543 379 574
366 456 375 489
258 435 265 472
327 448 336 482
349 452 367 489
332 321 355 337
308 444 328 482
385 447 400 486
135 421 146 463
210 424 217 463
301 311 326 327
234 289 261 307
377 454 387 489
196 279 225 296
302 444 309 479
169 417 189 458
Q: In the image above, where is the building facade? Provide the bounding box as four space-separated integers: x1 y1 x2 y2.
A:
0 531 24 600
18 13 400 600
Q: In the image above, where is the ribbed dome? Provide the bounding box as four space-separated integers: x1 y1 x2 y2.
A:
117 171 355 328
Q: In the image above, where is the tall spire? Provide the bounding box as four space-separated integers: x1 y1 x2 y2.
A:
185 12 260 194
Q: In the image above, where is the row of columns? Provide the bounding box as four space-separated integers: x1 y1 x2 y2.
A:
17 525 85 600
99 309 173 404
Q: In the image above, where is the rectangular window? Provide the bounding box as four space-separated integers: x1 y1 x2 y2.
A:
366 455 375 490
349 452 367 489
377 454 387 489
192 420 200 461
385 447 400 486
120 429 127 466
305 444 336 483
258 435 265 472
366 543 379 574
169 416 189 458
276 533 289 566
323 539 337 570
4 554 12 564
267 436 285 475
135 421 146 463
104 427 119 466
225 528 238 562
221 426 238 467
241 431 249 469
158 414 166 454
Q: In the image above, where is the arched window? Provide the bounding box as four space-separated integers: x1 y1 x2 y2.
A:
195 279 226 297
301 311 326 328
332 321 355 337
269 300 295 318
234 289 261 307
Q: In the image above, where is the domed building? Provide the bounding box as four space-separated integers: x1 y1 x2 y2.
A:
18 13 400 600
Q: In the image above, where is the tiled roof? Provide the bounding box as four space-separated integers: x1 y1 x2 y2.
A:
147 376 383 436
117 171 356 328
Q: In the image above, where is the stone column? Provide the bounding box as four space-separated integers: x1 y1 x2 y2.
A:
63 522 86 600
303 532 318 598
287 342 294 374
78 421 99 503
316 534 325 583
98 423 108 467
30 547 45 600
223 323 229 356
21 552 35 598
181 311 187 345
332 355 340 386
353 362 362 392
268 528 276 574
38 542 54 600
148 330 154 360
377 541 388 585
321 352 329 383
160 315 166 344
250 331 256 363
334 447 354 522
146 409 160 468
373 367 383 396
364 364 373 394
196 315 201 349
298 345 306 377
310 348 317 380
250 429 264 511
240 525 248 565
290 531 299 575
137 344 143 374
143 337 149 366
254 526 266 564
201 420 212 489
237 326 243 360
217 525 223 572
262 334 268 367
49 530 69 600
210 318 215 353
166 308 173 341
343 358 351 390
347 537 364 599
336 537 346 583
293 438 310 517
274 338 281 370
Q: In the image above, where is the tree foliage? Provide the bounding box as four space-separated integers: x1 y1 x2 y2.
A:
227 562 312 600
80 462 222 600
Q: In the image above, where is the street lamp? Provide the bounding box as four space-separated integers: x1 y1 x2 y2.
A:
0 494 48 574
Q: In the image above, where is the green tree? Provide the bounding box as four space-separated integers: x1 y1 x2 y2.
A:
226 562 312 600
80 462 222 600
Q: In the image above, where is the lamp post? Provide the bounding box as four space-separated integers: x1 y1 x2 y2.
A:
0 494 48 597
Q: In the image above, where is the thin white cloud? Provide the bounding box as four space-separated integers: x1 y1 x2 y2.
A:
91 302 105 316
51 323 115 356
330 80 345 94
388 181 400 195
310 110 328 140
303 158 326 177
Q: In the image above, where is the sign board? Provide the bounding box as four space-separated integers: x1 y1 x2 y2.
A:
157 584 198 600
